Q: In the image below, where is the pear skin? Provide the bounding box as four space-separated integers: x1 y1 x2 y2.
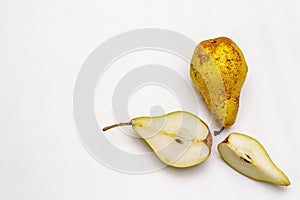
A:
190 37 248 130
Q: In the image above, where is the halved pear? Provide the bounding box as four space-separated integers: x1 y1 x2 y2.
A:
103 111 212 168
218 132 290 186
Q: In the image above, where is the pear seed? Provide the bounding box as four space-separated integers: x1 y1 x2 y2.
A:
175 138 183 144
240 157 251 164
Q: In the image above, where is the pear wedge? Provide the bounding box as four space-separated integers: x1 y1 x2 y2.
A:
218 132 290 186
103 111 212 168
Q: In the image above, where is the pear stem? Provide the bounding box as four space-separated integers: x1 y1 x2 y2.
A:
102 121 132 131
214 126 225 136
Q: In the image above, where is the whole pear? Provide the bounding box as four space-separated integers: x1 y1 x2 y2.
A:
190 37 248 132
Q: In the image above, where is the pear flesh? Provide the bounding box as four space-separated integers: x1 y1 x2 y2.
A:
218 132 290 186
190 37 248 130
103 111 212 168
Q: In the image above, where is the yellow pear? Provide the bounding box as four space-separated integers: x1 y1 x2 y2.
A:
190 37 248 134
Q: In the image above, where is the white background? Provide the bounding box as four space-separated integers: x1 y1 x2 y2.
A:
1 0 300 199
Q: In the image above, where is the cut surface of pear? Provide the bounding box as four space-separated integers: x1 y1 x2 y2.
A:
218 132 290 186
103 111 212 168
190 37 248 131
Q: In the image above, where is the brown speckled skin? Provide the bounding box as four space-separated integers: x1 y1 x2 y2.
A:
205 131 212 151
190 37 248 127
